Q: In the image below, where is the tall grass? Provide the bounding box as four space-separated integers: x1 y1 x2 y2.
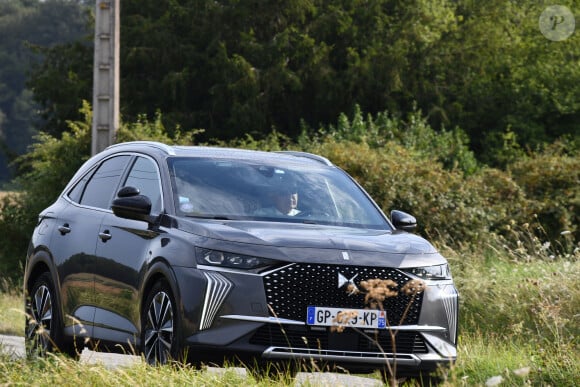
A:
444 258 580 385
441 229 580 387
0 354 271 386
0 279 22 336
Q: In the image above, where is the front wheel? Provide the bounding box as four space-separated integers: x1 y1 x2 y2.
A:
141 280 181 365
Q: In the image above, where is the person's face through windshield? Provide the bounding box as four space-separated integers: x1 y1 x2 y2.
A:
274 189 298 215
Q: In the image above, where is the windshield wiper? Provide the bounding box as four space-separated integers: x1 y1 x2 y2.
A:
185 214 231 220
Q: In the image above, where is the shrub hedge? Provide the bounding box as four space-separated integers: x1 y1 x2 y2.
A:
0 105 577 280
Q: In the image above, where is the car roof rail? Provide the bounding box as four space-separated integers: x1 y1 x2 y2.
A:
274 151 333 166
106 141 176 155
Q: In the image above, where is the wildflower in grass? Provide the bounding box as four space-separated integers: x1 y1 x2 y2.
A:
359 279 398 310
345 283 359 296
541 242 550 251
485 375 503 386
401 279 426 296
513 366 531 377
330 310 359 333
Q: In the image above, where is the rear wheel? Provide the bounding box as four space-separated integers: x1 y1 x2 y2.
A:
25 272 76 358
141 280 181 365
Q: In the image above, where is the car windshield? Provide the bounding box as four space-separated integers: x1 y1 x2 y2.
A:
168 157 391 229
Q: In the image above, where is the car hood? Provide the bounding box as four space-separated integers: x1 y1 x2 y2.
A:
177 218 444 267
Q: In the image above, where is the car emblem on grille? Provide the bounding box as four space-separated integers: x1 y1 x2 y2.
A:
338 272 359 295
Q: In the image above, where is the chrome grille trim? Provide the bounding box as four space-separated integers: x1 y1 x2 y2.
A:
220 314 447 332
200 272 233 330
263 347 421 365
441 285 459 343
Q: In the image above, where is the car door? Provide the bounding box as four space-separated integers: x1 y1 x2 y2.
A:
92 155 164 344
52 155 131 338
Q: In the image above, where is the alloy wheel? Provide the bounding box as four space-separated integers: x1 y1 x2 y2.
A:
26 284 53 354
143 290 174 365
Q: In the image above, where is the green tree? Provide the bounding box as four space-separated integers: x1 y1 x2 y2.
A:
23 0 580 170
27 40 94 137
427 1 580 164
0 0 91 183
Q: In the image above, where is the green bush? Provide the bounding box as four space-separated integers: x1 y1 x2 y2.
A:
304 139 492 245
306 105 479 175
509 145 580 249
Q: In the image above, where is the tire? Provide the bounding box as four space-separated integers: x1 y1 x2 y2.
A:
25 272 77 358
141 280 181 365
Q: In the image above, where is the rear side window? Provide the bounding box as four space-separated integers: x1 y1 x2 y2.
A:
76 155 131 209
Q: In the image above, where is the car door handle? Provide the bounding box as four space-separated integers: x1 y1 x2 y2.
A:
98 231 112 241
58 224 71 235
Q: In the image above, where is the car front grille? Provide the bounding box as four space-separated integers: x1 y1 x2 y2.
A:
263 263 423 326
249 325 429 354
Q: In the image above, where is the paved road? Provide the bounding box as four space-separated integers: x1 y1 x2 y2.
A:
0 334 382 386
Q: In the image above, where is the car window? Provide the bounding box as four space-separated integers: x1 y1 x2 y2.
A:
79 155 131 209
67 171 92 204
168 157 390 229
122 156 162 214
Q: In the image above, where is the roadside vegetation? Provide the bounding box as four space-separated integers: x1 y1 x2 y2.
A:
0 279 21 337
0 106 578 386
2 250 578 385
1 2 578 385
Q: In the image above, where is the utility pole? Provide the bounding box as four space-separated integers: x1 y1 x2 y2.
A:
91 0 120 155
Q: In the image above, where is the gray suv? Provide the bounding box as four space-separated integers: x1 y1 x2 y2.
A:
24 141 458 382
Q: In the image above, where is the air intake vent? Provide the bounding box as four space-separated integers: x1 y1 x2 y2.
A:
250 325 428 354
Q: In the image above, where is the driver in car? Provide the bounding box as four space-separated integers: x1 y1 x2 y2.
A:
254 185 301 216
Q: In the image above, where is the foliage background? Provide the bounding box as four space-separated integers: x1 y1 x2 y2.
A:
0 0 92 182
1 104 577 278
1 1 579 184
0 1 578 385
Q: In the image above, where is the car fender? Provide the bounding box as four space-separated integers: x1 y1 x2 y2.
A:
139 258 181 323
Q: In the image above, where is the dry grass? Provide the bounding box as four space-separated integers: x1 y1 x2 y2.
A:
0 190 20 203
0 286 22 336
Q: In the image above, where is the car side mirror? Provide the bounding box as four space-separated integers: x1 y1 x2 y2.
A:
112 186 152 222
391 210 417 232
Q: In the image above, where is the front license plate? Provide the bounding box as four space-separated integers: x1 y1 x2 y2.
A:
306 306 386 329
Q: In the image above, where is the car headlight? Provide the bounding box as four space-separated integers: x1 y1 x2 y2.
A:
196 248 276 269
402 263 452 280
